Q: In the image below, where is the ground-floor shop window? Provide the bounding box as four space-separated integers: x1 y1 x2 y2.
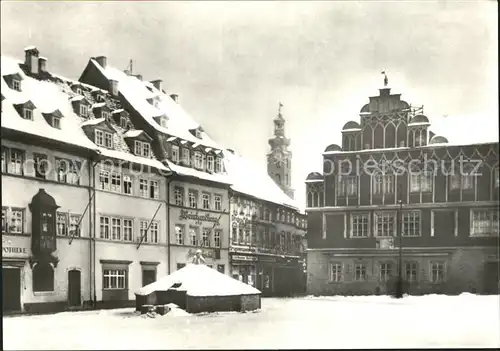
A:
103 269 126 289
33 262 54 292
231 265 256 286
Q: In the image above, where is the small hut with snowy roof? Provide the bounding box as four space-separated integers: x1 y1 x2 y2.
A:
135 254 261 313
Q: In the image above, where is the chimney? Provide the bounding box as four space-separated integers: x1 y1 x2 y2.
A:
38 57 47 73
135 74 143 81
109 79 118 96
170 94 179 103
150 79 162 91
24 46 39 75
95 56 107 69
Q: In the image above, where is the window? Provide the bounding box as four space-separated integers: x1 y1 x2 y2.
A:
404 262 418 282
160 118 168 128
372 174 394 195
52 117 61 129
189 226 198 246
33 153 48 179
338 175 357 196
33 263 54 292
7 209 23 234
354 263 367 281
102 111 110 120
9 149 24 175
95 130 104 146
217 264 225 274
410 171 433 192
76 88 82 95
103 269 126 290
215 157 222 173
149 221 159 243
110 172 121 192
214 230 221 247
171 145 180 163
379 262 392 282
202 228 210 247
23 108 33 120
330 263 342 282
100 216 110 239
149 180 159 199
450 169 474 191
202 193 210 210
104 132 113 148
194 152 203 169
375 212 396 237
139 179 149 197
351 213 369 237
69 214 81 237
207 155 214 172
181 148 190 166
12 79 21 91
123 175 132 194
111 218 121 240
56 158 67 183
80 104 88 117
1 147 6 173
99 170 110 190
188 190 198 208
140 221 149 243
123 219 133 242
57 159 81 185
56 212 68 236
174 187 184 206
120 116 127 128
214 195 222 211
430 262 446 283
471 210 499 237
175 225 184 245
2 208 7 232
134 141 150 157
402 211 420 237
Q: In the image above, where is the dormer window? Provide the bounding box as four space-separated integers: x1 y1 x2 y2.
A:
181 148 190 166
194 151 203 169
80 105 88 117
171 145 180 163
23 108 33 120
160 118 168 128
189 127 204 139
134 141 150 157
102 111 110 120
95 129 113 148
215 157 222 173
120 116 127 128
52 117 61 129
76 88 82 95
13 79 21 92
207 155 214 172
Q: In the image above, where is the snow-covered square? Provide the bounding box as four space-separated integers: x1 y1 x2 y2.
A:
3 294 499 350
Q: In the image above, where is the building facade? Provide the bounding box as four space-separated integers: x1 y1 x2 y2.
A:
2 49 98 313
305 85 499 296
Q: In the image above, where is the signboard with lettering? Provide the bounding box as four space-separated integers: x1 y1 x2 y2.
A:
232 255 257 262
186 248 214 259
179 210 221 226
2 237 29 257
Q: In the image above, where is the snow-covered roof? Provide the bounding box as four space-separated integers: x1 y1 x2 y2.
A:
80 118 105 127
165 160 232 185
1 56 98 151
90 58 222 150
224 149 298 209
341 128 361 132
408 121 431 127
70 95 84 102
97 147 169 172
137 263 261 297
122 130 144 138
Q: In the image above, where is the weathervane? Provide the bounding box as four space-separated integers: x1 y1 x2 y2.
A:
381 71 388 87
278 101 283 116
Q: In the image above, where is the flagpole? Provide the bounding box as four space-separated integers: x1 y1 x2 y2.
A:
136 203 162 249
69 191 96 245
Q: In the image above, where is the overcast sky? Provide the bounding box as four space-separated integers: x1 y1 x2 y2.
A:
1 1 498 210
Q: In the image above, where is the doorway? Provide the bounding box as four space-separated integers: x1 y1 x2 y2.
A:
3 267 21 312
484 262 499 294
68 270 81 307
142 269 156 287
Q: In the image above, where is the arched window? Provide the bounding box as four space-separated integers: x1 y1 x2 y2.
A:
33 262 54 292
385 123 396 148
276 173 281 182
373 123 384 149
307 192 313 207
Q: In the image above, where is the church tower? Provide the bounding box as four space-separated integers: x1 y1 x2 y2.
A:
267 102 294 199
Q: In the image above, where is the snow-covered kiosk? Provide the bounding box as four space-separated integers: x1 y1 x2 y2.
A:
135 262 262 313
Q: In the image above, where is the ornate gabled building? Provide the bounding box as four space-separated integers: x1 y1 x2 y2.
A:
78 56 232 277
268 102 294 199
305 83 499 296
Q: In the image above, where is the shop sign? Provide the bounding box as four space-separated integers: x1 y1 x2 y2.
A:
2 237 29 257
229 245 255 254
232 255 257 262
187 248 214 259
179 210 221 226
259 257 277 263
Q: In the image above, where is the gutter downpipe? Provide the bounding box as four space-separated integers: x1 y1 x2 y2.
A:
92 153 100 309
166 166 176 275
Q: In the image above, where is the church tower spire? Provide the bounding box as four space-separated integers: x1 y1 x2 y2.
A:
267 101 294 199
